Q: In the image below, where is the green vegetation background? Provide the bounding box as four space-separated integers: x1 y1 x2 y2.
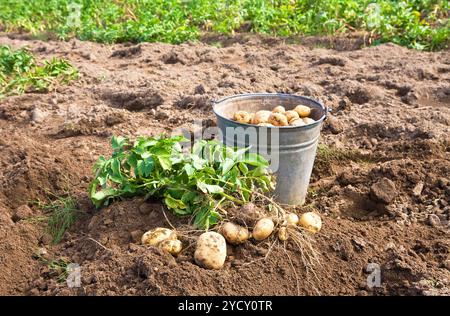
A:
0 0 449 50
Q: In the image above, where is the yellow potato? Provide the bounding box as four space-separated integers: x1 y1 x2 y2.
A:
233 111 252 124
251 110 272 124
290 118 305 126
141 227 177 246
285 213 299 226
285 110 299 122
278 227 288 241
298 212 322 233
272 106 286 114
159 239 182 255
302 117 315 125
268 113 288 126
294 105 311 118
221 222 250 245
252 217 274 241
194 232 227 270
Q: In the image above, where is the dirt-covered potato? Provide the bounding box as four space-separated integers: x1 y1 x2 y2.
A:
141 227 177 246
285 110 299 122
233 111 252 124
298 212 322 233
228 202 265 227
272 105 285 114
252 217 275 241
278 227 288 241
302 117 315 125
290 118 305 126
294 105 311 118
194 232 227 270
159 239 182 255
268 113 288 126
285 213 299 226
221 222 250 245
257 123 274 127
251 110 272 124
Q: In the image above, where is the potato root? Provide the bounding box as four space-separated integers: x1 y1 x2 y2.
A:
285 110 299 122
194 232 227 270
268 113 288 126
294 105 311 118
251 110 272 124
252 217 275 241
233 111 252 124
221 222 250 245
159 239 182 255
298 212 322 233
141 228 177 246
272 106 285 114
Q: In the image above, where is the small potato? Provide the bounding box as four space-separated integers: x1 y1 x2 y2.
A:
272 105 285 114
285 213 299 226
142 227 177 246
221 222 250 245
194 232 227 270
252 217 275 241
302 117 315 125
159 239 182 255
278 227 288 241
257 123 274 127
285 110 299 122
294 105 311 118
298 212 322 234
233 111 252 124
268 113 288 126
251 110 272 124
290 118 305 126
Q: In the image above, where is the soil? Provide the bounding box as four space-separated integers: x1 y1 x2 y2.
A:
0 33 449 296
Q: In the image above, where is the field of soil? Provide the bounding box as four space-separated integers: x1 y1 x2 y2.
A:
0 33 449 296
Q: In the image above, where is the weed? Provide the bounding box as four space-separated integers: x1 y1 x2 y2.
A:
0 45 78 99
36 193 81 244
35 253 70 283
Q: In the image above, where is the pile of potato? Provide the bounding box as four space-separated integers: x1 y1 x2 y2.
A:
194 209 322 270
232 104 315 127
141 209 322 270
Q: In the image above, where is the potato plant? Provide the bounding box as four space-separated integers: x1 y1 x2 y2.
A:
89 135 274 229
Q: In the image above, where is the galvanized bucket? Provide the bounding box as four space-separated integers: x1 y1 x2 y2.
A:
213 93 327 205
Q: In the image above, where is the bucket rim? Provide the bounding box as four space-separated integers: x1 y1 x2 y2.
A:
212 93 328 129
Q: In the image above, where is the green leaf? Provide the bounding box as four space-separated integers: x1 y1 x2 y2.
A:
158 156 172 170
221 158 235 175
184 164 195 177
197 181 224 194
241 152 269 167
111 136 127 151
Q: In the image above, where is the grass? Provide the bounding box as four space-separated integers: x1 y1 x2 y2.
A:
0 45 78 99
0 0 448 50
35 253 71 283
314 143 373 176
36 193 81 244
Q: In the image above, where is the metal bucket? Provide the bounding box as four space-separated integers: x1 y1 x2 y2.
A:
213 93 327 205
